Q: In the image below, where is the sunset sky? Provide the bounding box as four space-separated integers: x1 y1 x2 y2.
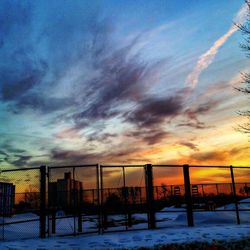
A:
0 0 250 170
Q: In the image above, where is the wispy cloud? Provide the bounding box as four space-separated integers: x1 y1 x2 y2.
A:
55 127 82 139
185 3 248 89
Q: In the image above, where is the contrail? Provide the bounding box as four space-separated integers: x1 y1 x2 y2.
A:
185 3 249 89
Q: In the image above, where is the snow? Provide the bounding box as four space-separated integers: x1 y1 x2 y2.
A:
0 198 250 249
1 224 250 250
239 198 250 203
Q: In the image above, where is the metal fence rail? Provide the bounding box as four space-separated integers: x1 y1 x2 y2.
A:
0 164 250 241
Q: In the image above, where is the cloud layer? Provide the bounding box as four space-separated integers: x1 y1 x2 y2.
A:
0 1 249 168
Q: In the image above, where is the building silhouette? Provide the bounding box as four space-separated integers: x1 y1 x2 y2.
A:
0 182 15 216
49 172 83 209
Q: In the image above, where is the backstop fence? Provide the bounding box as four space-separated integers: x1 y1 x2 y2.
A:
0 164 250 240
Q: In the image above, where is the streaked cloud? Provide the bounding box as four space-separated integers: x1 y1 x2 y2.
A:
55 127 81 139
185 3 248 89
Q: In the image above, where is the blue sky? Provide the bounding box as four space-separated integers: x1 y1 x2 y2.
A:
0 0 249 169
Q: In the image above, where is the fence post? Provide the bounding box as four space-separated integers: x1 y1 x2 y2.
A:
216 184 219 195
72 167 77 235
201 184 205 197
78 186 83 233
40 165 46 238
144 164 156 229
230 165 240 224
78 212 82 233
100 165 106 231
96 164 101 234
183 164 194 227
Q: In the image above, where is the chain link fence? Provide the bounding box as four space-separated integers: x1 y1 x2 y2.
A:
0 167 41 240
0 164 250 241
47 164 100 236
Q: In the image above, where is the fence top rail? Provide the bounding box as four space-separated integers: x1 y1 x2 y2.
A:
0 167 41 173
48 164 98 169
101 165 144 168
189 165 250 169
152 165 182 168
155 165 250 169
230 166 250 169
186 165 230 168
101 165 250 168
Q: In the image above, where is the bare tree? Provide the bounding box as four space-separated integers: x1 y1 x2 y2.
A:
24 185 40 209
236 1 250 136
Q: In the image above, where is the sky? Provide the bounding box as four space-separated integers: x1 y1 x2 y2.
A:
0 0 250 171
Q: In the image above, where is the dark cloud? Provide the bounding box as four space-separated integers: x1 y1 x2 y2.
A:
50 149 100 164
0 1 49 110
0 0 170 129
177 121 211 129
12 94 75 114
125 95 183 128
0 150 8 164
0 150 8 156
126 129 169 145
87 133 117 143
0 59 49 114
191 151 227 162
0 140 27 155
10 155 32 167
123 158 151 163
139 131 169 145
179 141 199 151
7 148 26 154
185 100 218 121
49 146 143 165
1 66 46 101
108 148 139 159
0 140 44 168
176 100 218 129
73 41 167 127
0 1 112 115
188 146 250 163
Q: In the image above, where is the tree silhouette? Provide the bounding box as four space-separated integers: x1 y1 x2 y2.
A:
236 1 250 136
24 185 40 209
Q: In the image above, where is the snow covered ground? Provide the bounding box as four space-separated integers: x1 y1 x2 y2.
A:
0 198 250 249
1 224 250 250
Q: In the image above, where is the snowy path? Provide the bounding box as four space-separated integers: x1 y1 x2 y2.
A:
1 224 250 250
